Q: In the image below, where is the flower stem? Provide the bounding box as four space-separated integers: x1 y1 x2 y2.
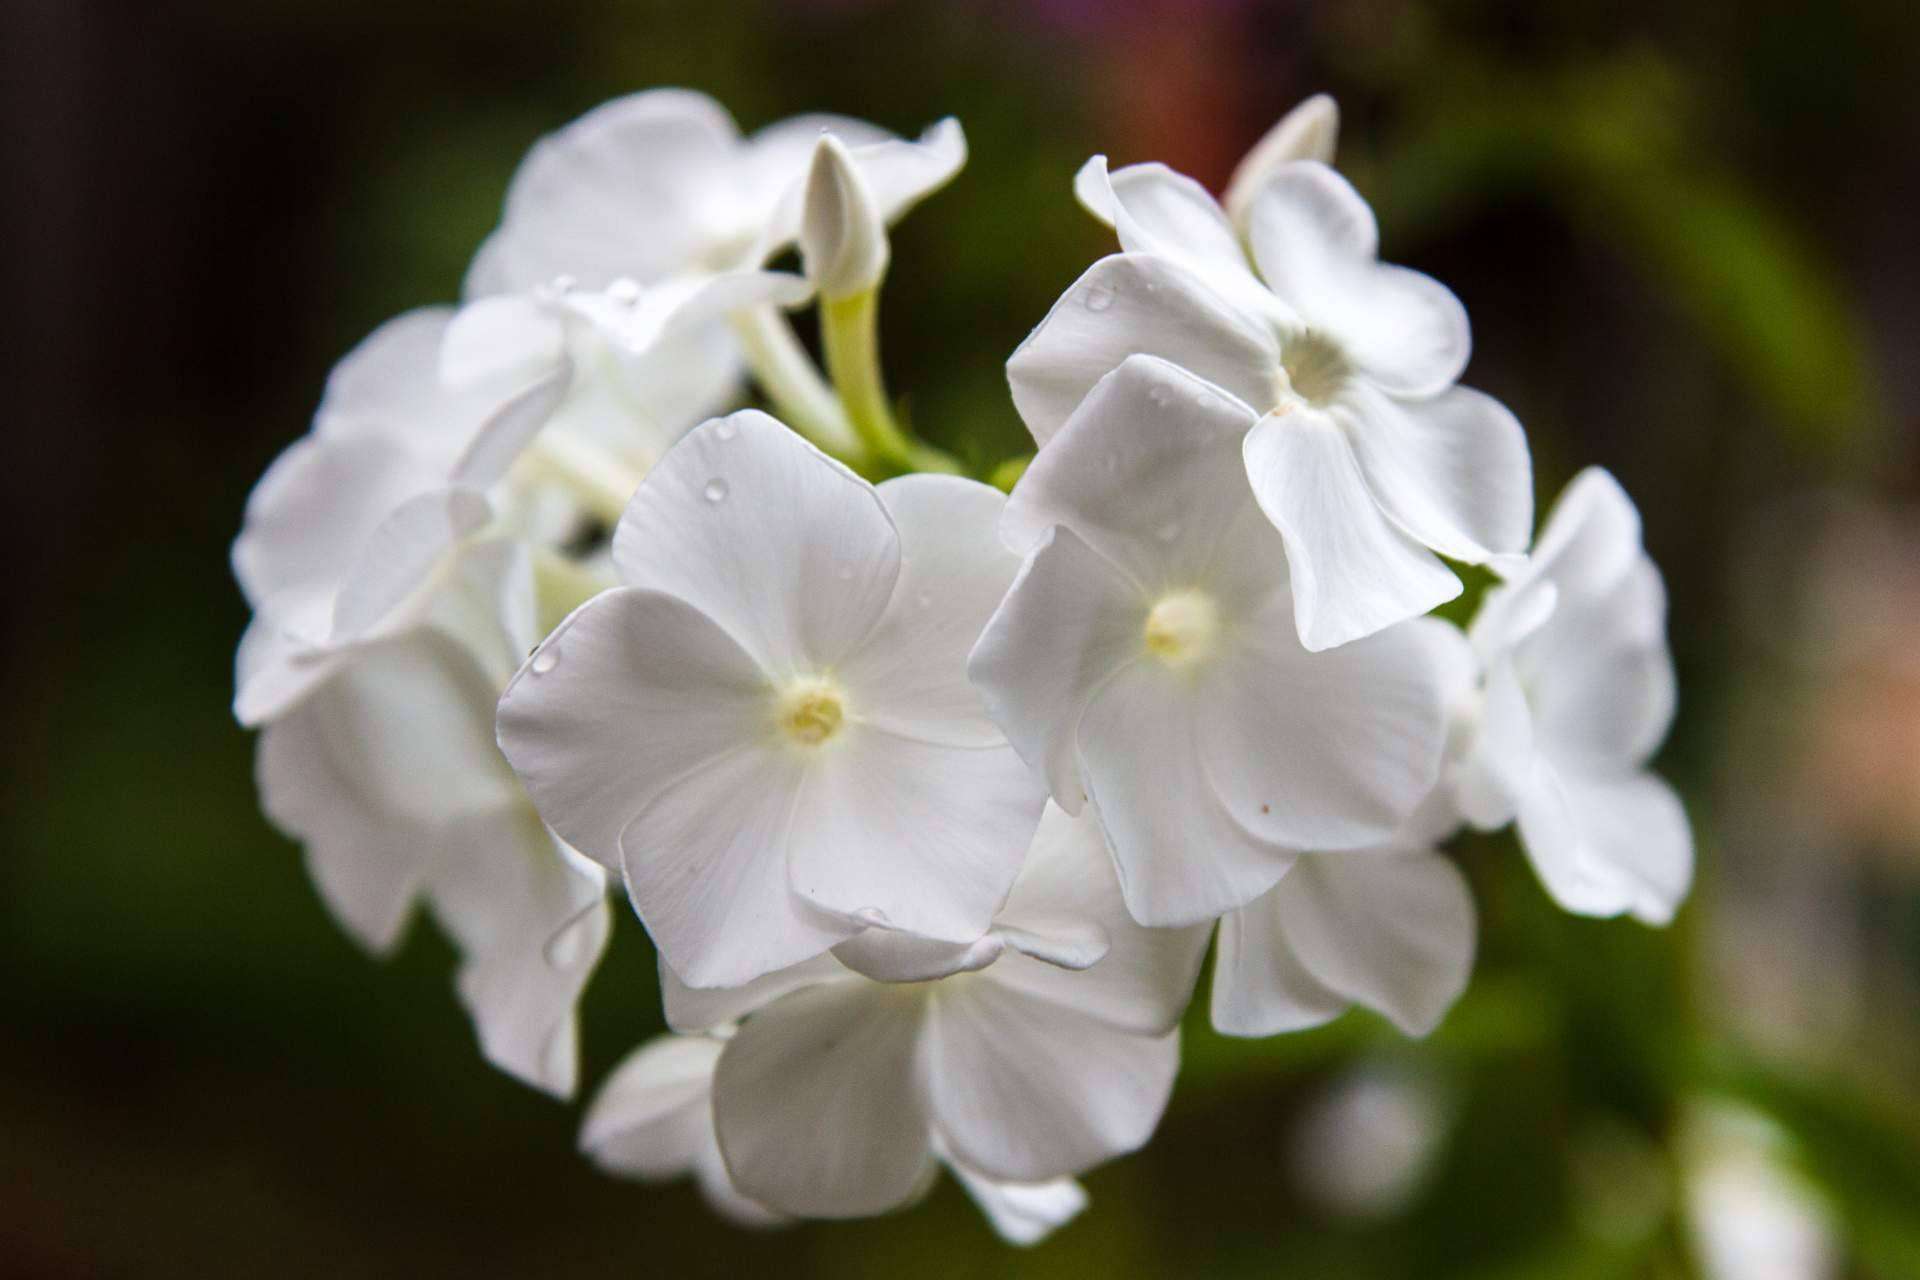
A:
819 289 963 476
731 305 867 463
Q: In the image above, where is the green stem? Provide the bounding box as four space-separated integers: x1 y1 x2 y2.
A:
731 305 866 463
819 289 963 477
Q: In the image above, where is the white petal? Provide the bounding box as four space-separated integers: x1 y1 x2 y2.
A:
831 930 1005 983
1002 353 1265 587
1516 766 1693 925
1223 94 1339 232
1244 409 1460 651
1006 252 1280 447
1337 382 1533 564
623 744 856 989
1507 466 1644 602
713 982 934 1217
788 728 1044 943
581 1034 723 1179
1273 850 1476 1036
1453 653 1534 830
611 411 900 674
1248 162 1469 397
927 979 1180 1182
967 525 1144 812
233 614 342 728
753 117 966 262
466 90 743 296
439 295 566 392
660 950 851 1034
494 585 770 867
837 475 1020 748
1210 906 1349 1036
1525 557 1676 772
428 808 609 1097
1079 662 1299 926
946 1158 1088 1247
328 488 493 643
1198 604 1448 851
737 114 894 231
986 803 1211 1034
1074 157 1275 321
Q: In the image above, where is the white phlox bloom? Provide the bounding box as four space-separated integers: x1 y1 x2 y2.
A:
440 268 812 516
495 410 1048 989
254 540 608 1097
465 88 965 297
969 354 1453 927
1013 112 1532 651
232 308 572 726
582 1031 1090 1244
1447 467 1693 924
1210 750 1476 1039
655 803 1210 1219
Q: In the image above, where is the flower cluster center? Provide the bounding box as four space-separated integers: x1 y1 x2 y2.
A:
1275 329 1351 409
1144 590 1221 668
776 676 848 746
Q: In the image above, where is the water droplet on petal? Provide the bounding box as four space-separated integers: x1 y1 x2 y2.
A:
607 277 641 305
853 906 890 927
1195 391 1222 412
714 419 738 441
1148 387 1169 407
703 479 729 504
531 647 559 675
1083 285 1115 312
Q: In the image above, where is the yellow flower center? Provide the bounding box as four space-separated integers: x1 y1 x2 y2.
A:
1144 590 1221 668
776 676 847 746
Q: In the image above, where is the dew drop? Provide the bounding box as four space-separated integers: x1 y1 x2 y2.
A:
1083 285 1115 313
1195 392 1222 412
703 479 729 504
853 906 891 927
607 277 641 305
531 647 560 675
714 419 738 441
1147 387 1169 407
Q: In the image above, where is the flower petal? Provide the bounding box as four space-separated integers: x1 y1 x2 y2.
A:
1003 353 1264 588
753 117 966 262
1247 162 1469 397
1337 383 1533 565
713 981 934 1217
1006 253 1280 447
1199 603 1449 852
946 1158 1088 1247
1272 850 1476 1036
788 727 1045 943
660 951 852 1034
1210 904 1349 1037
986 803 1212 1033
1244 408 1461 651
622 742 856 989
494 585 771 868
927 978 1180 1182
466 90 743 296
837 475 1020 748
428 809 609 1098
1525 557 1676 772
611 411 900 674
1223 94 1339 232
831 930 1005 984
1516 766 1693 926
329 487 493 643
1079 661 1299 926
581 1034 724 1180
967 525 1144 812
1074 157 1275 321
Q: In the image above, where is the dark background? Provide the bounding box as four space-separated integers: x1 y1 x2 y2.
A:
5 0 1920 1274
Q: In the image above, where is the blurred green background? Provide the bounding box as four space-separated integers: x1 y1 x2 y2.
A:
6 0 1920 1274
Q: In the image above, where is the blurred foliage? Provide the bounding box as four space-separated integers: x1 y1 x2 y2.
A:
7 0 1920 1275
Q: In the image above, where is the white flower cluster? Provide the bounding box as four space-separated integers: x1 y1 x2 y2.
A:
233 90 1692 1242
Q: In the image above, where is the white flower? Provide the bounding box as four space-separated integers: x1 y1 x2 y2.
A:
255 540 608 1097
1682 1102 1838 1280
232 309 567 726
582 1031 1090 1245
1453 468 1693 924
798 134 890 301
969 354 1452 926
465 89 965 297
657 802 1210 1219
1211 831 1475 1039
495 410 1047 989
1013 156 1532 651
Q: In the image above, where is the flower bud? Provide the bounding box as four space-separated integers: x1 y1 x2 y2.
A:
1223 93 1340 233
799 133 890 301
